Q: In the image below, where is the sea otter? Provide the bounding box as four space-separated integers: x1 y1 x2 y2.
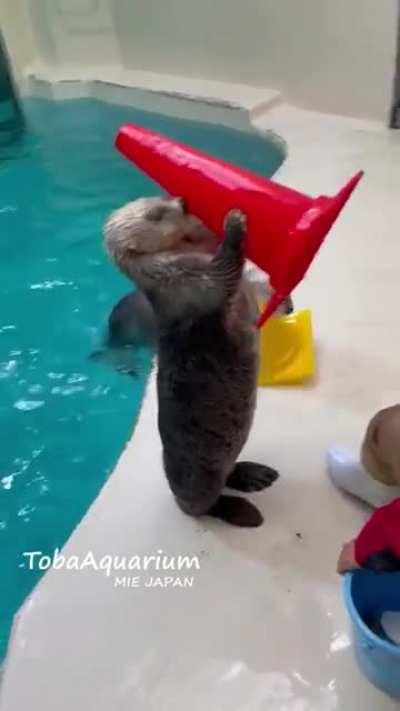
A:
104 196 281 526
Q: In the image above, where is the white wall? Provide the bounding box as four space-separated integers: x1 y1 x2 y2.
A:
1 0 398 122
114 0 399 123
0 0 36 79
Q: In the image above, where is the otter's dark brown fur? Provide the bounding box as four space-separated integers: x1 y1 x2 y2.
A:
105 197 279 526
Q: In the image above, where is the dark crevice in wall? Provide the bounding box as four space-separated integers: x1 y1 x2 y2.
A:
0 29 24 135
390 0 400 127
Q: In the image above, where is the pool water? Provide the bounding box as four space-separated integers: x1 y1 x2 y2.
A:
0 96 283 660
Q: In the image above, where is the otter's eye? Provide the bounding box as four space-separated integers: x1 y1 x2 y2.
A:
147 205 167 222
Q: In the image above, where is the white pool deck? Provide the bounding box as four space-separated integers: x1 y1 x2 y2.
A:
2 78 400 710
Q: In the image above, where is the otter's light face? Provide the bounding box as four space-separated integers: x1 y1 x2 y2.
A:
104 196 218 269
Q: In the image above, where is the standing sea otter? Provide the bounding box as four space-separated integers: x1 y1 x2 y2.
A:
104 196 280 526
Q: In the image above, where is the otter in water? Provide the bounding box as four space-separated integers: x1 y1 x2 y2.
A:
104 196 280 526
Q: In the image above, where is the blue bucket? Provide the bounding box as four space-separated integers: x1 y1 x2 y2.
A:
343 570 400 698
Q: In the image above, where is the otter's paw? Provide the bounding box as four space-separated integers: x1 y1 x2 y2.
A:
283 295 294 314
226 462 279 492
223 209 247 243
208 495 263 527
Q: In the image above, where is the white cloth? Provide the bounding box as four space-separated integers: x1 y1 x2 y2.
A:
326 447 400 508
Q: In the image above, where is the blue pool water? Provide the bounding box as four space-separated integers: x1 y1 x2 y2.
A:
0 97 283 659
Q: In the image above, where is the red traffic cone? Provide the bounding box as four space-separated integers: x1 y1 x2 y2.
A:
116 123 363 326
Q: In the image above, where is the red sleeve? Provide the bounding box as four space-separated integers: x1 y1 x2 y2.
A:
354 498 400 566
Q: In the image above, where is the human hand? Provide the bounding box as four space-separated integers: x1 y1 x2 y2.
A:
337 540 360 575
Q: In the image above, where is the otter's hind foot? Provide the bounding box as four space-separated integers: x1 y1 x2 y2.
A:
208 495 263 527
226 462 279 492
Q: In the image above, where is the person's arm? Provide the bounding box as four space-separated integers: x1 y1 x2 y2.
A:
337 498 400 574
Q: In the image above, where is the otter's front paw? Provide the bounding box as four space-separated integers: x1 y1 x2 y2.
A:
223 209 247 243
212 208 246 287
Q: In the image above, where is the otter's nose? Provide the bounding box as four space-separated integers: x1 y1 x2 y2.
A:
169 197 187 213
